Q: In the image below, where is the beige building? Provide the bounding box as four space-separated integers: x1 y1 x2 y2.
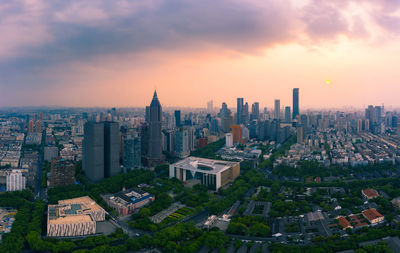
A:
169 157 240 191
47 196 105 237
362 208 384 225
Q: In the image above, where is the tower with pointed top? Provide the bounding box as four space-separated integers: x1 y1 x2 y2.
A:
147 90 164 166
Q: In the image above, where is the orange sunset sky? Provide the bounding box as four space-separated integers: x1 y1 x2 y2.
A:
1 0 400 109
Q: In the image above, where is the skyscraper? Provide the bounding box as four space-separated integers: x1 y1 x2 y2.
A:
243 102 249 124
219 103 232 132
293 88 299 119
174 110 181 127
83 122 120 182
83 122 105 182
207 100 213 113
123 133 142 170
285 106 291 123
104 122 120 178
147 91 163 166
237 98 244 124
274 99 280 119
251 102 259 120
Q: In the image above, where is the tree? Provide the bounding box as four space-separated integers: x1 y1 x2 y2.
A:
249 223 270 237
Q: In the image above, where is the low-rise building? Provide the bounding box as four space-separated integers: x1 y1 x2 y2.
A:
103 188 155 216
337 216 353 230
362 208 384 225
361 189 380 200
169 157 240 191
47 196 105 237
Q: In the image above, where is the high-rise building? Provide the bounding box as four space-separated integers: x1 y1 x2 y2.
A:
104 122 120 178
293 88 299 119
251 102 259 120
83 122 120 182
6 169 26 192
274 99 280 119
123 133 142 170
225 133 233 147
174 110 181 127
365 105 383 134
230 125 242 144
236 98 244 124
145 106 150 123
207 100 213 113
83 122 105 182
50 158 75 188
219 103 232 132
297 126 303 144
147 91 163 166
174 127 190 158
300 114 308 137
285 106 291 123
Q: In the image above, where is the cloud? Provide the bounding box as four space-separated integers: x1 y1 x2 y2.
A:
1 0 400 105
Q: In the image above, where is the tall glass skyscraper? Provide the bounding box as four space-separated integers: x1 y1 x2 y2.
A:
274 99 280 119
83 121 120 182
147 91 163 166
293 88 299 120
237 98 243 124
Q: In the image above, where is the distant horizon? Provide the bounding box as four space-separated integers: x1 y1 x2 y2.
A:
0 103 398 112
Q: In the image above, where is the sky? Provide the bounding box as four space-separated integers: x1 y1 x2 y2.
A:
1 0 400 109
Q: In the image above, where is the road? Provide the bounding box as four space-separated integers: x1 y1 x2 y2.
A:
34 129 47 201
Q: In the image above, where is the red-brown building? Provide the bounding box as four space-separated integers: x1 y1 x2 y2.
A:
362 208 384 224
362 189 380 200
337 216 352 230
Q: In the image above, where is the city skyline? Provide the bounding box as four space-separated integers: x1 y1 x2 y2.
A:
1 0 400 108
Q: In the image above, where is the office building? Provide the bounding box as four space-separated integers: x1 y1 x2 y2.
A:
174 127 190 158
147 91 163 166
207 100 213 113
50 158 75 188
47 196 105 237
6 170 26 192
274 99 280 119
243 102 249 124
236 98 244 124
83 122 120 182
103 188 155 216
284 106 291 123
297 126 303 144
123 133 142 170
293 88 299 119
251 102 259 120
219 103 232 132
169 157 240 191
174 110 181 127
230 125 242 144
225 133 233 147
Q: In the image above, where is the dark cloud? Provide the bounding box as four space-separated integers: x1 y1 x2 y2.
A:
1 0 400 100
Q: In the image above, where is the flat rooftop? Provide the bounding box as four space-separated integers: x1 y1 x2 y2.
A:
58 196 102 212
48 210 93 224
171 157 239 174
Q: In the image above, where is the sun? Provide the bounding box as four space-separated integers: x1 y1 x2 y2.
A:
325 80 331 85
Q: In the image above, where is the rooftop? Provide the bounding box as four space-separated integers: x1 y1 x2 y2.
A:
362 188 380 199
171 157 239 174
58 196 102 211
362 208 384 221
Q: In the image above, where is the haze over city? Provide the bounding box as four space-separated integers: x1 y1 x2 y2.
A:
1 0 400 108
